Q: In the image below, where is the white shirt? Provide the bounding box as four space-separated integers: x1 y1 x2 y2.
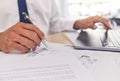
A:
0 0 75 35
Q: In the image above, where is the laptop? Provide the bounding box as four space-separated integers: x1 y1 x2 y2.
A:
66 28 120 52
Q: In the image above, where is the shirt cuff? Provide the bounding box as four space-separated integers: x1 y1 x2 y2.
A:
62 18 77 32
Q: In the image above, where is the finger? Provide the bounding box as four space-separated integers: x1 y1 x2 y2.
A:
13 28 41 46
13 42 30 53
92 16 111 29
103 21 112 29
99 19 111 29
92 25 97 29
20 23 45 39
87 22 96 29
4 42 30 53
12 33 37 51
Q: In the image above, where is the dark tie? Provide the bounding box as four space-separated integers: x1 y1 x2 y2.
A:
17 0 29 23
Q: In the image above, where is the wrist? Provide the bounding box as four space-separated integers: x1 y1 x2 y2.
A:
73 20 81 30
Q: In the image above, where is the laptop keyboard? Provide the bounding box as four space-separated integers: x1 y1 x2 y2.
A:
99 29 120 47
109 30 120 47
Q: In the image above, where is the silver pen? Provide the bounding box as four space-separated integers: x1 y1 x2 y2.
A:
22 12 48 50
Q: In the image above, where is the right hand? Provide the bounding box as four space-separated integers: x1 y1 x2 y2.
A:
73 15 111 30
0 22 45 53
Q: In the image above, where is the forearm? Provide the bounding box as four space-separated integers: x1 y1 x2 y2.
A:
50 17 77 33
73 20 82 30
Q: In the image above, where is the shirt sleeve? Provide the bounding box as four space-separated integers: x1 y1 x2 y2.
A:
49 0 76 34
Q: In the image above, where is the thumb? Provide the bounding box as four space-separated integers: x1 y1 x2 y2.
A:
92 25 97 29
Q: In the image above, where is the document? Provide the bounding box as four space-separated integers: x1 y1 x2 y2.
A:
72 49 120 81
0 42 95 81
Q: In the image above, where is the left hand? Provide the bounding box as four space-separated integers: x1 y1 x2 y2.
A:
73 15 111 30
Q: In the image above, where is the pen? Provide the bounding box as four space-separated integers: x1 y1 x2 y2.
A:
22 12 48 50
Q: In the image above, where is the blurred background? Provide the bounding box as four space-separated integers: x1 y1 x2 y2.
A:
57 0 120 25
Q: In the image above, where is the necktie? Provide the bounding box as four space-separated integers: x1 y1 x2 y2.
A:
17 0 29 23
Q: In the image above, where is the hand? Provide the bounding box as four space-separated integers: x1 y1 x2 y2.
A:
0 22 45 53
73 15 111 30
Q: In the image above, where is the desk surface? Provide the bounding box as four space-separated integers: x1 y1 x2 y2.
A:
46 32 73 45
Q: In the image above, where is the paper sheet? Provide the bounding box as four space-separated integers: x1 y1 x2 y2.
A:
71 49 120 81
0 42 95 81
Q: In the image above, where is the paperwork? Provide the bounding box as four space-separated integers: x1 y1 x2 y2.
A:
72 49 120 81
0 40 120 81
0 42 95 81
